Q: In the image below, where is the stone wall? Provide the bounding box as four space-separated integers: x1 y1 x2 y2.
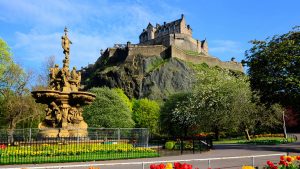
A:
98 45 243 72
126 45 167 62
171 46 244 72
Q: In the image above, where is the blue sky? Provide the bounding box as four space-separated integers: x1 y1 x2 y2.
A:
0 0 299 74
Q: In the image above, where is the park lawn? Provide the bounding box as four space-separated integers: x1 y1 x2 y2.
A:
214 137 295 145
0 151 159 164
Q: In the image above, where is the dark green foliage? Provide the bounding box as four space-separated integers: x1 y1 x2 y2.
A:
238 139 287 145
245 27 300 113
132 98 160 135
83 87 135 128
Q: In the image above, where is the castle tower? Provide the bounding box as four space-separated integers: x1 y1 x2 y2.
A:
146 23 156 40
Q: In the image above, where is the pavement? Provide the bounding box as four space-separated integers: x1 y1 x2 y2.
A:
1 134 300 169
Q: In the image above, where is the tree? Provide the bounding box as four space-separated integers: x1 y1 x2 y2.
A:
161 93 198 137
245 27 300 114
113 88 132 111
35 55 55 89
83 87 135 128
0 39 13 77
132 98 160 135
192 68 249 140
0 38 42 143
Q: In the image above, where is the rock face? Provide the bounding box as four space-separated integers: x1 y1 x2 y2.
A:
81 55 195 100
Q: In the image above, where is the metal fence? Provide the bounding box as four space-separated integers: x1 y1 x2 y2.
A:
0 128 150 147
151 136 213 156
0 128 213 165
0 128 155 165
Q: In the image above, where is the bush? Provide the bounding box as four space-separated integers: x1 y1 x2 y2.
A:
83 87 135 128
132 98 160 135
165 141 176 150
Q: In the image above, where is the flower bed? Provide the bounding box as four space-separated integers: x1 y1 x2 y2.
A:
0 143 159 164
264 155 300 169
150 162 198 169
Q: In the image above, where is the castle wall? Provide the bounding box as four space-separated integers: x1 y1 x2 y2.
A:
171 46 244 72
140 33 206 54
125 45 167 62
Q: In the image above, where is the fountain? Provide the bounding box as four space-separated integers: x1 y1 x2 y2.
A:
31 28 96 138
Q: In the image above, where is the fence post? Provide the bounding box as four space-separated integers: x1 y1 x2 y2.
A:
118 128 120 142
192 138 195 154
252 156 255 167
181 139 183 155
29 128 32 142
146 129 149 147
208 159 211 168
142 162 145 169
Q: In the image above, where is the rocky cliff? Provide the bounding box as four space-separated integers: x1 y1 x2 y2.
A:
81 54 196 100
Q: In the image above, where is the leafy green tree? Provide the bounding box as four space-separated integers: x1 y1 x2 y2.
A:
83 87 135 128
113 88 132 111
192 68 249 140
160 93 198 137
0 38 13 78
245 27 300 113
0 38 43 143
132 98 160 135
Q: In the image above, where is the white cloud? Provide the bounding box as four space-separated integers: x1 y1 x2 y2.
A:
1 0 185 72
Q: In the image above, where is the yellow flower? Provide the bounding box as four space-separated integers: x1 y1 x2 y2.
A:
166 163 173 169
242 166 255 169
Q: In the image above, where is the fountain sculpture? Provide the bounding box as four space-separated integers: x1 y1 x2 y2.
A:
32 28 96 138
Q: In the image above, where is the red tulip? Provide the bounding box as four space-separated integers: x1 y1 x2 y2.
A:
150 164 156 169
159 163 166 169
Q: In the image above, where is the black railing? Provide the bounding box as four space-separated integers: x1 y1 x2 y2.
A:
0 129 213 165
150 136 213 156
0 128 157 165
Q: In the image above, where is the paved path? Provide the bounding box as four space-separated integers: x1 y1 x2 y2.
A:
2 134 300 169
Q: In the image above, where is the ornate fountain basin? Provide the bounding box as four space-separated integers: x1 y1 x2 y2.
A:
32 90 96 106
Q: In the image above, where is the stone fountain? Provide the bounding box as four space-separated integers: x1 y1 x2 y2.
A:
32 28 96 138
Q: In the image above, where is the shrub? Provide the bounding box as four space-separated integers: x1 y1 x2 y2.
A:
83 87 135 128
165 141 176 150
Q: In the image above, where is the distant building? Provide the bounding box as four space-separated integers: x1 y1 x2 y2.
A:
139 14 208 55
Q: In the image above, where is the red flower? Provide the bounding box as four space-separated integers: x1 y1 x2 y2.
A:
0 144 6 149
174 162 181 169
267 160 274 167
159 163 165 169
297 156 300 160
280 156 285 161
286 156 292 162
150 164 156 169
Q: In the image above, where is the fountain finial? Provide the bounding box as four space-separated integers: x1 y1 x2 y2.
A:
61 27 72 60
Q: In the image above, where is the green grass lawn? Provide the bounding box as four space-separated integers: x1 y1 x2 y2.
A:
214 137 296 145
